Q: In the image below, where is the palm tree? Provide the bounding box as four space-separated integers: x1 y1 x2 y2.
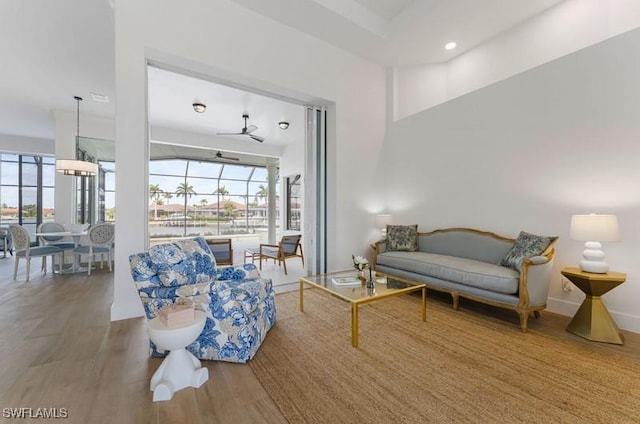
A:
255 184 268 204
175 182 196 233
223 200 236 226
149 183 162 220
213 185 229 200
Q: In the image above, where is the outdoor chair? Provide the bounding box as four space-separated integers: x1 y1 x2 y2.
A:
73 223 115 275
9 224 62 281
206 238 233 265
245 234 304 275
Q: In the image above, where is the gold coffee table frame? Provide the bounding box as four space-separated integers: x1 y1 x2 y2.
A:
299 271 426 347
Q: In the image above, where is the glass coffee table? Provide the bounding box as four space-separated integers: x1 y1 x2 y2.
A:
299 271 426 347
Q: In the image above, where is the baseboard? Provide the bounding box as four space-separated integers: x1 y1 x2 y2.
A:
273 280 299 294
547 297 640 334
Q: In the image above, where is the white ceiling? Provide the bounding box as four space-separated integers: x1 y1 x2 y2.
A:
0 0 115 139
353 0 416 20
148 66 305 149
0 0 565 141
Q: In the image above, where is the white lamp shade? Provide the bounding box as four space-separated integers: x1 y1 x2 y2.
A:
375 214 393 228
56 159 99 176
570 214 619 242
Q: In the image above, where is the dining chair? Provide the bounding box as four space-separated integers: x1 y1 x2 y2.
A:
37 222 75 269
73 223 115 276
0 226 12 258
245 234 304 275
8 224 62 281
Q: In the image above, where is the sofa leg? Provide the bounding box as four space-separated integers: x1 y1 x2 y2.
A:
518 310 530 332
533 310 540 319
451 292 459 310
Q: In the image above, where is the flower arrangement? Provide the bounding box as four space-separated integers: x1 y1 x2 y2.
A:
352 254 369 271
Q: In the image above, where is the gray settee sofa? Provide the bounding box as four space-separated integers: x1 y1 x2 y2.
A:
372 227 557 331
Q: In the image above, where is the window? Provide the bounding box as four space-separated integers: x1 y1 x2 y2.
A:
0 153 55 242
148 158 279 239
99 161 115 222
285 174 301 231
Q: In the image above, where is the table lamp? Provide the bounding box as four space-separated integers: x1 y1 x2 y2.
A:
375 214 393 238
569 214 619 273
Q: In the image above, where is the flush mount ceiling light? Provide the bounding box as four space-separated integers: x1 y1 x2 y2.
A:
445 41 457 50
55 96 99 177
192 102 206 113
278 121 290 130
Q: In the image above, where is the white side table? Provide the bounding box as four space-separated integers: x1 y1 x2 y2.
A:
147 310 209 401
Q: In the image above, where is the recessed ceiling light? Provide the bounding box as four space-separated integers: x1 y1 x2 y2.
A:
192 102 206 113
445 41 457 51
90 92 110 103
278 121 289 130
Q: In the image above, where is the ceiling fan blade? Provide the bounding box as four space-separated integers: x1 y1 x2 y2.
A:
218 115 263 142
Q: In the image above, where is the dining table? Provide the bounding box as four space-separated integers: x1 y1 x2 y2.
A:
34 230 88 273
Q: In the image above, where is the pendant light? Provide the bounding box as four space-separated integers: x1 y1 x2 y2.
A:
55 96 99 176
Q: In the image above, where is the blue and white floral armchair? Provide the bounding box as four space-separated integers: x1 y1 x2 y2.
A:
129 237 276 363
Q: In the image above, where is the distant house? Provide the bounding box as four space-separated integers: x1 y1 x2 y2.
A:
150 203 194 219
0 206 18 218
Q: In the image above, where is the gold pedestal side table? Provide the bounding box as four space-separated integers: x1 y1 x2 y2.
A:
561 267 626 345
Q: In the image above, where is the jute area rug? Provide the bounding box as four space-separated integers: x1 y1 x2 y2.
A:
249 289 640 423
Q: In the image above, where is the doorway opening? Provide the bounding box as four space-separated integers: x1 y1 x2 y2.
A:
146 64 328 284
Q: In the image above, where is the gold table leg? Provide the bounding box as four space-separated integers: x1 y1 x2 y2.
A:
351 303 358 347
299 280 304 312
421 286 427 322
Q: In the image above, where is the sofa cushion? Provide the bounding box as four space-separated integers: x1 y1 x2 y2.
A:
500 231 557 271
386 224 418 252
377 251 520 295
149 237 217 287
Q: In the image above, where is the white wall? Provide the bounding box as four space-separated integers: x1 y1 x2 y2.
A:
383 28 640 332
0 134 53 156
112 0 386 320
394 0 640 120
278 107 306 236
393 63 446 121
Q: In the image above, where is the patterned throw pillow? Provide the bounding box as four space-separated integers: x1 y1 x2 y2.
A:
500 231 558 271
386 224 418 252
149 237 217 286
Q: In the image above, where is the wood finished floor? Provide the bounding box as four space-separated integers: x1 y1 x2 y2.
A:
0 256 639 423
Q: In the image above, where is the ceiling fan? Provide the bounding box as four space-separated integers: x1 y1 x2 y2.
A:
217 114 265 143
215 151 239 161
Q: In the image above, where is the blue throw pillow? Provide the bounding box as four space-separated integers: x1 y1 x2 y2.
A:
149 237 217 286
501 231 557 271
386 224 418 252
